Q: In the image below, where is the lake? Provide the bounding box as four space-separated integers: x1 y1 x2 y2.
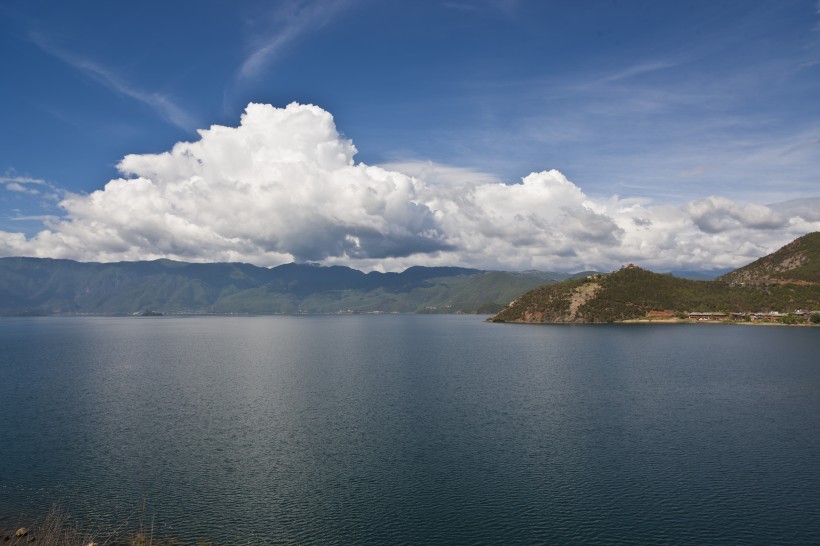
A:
1 316 819 544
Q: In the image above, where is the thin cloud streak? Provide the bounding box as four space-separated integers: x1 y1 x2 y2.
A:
9 215 61 222
1 173 49 195
442 0 519 18
595 60 680 84
378 161 504 188
237 0 354 81
1 171 70 205
4 183 38 194
29 32 196 131
0 175 46 186
780 139 820 156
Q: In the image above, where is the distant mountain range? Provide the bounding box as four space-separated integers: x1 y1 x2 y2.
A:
0 258 582 316
492 232 820 324
5 234 816 318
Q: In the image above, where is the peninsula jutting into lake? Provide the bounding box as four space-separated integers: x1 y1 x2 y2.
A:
491 232 820 324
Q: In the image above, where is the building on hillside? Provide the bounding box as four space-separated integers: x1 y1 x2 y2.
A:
753 311 787 321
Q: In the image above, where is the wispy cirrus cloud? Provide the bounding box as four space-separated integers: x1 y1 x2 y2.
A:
1 174 47 195
0 175 46 186
780 139 820 156
237 0 355 81
10 215 62 223
377 160 503 188
29 32 197 131
442 0 519 17
595 60 680 84
0 171 67 234
4 183 38 194
1 171 68 204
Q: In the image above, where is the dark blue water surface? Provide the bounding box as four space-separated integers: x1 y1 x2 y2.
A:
1 316 819 544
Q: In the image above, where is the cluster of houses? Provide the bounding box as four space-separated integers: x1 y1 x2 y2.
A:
687 310 818 322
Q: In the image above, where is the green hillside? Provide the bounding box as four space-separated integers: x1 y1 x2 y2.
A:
493 232 820 324
719 232 820 284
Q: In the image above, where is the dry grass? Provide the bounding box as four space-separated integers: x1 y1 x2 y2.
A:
1 505 95 546
1 505 206 546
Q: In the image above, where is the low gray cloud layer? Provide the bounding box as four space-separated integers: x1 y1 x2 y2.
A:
1 103 818 272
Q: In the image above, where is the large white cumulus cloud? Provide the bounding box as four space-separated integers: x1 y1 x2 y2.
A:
2 102 819 271
3 104 449 264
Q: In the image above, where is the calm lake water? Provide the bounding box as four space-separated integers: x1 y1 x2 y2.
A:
1 316 819 544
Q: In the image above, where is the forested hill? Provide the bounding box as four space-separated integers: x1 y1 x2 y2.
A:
492 232 820 324
719 232 820 285
0 258 574 315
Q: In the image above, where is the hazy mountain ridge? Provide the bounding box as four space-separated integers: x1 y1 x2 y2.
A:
492 232 820 324
0 258 567 315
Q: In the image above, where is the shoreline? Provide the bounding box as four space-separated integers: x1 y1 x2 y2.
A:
1 505 196 546
494 318 820 326
620 318 818 326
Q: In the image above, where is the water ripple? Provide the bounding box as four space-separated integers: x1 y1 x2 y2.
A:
1 317 819 544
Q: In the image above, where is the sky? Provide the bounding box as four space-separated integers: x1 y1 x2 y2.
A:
1 0 819 272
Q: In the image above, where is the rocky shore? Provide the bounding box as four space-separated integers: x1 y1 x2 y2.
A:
1 508 196 546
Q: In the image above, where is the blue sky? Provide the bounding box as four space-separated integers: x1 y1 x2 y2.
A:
1 0 819 271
